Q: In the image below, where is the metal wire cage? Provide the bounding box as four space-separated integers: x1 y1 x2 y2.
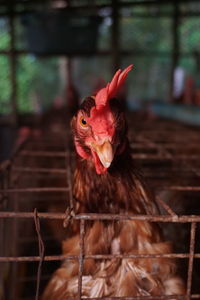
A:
0 114 200 300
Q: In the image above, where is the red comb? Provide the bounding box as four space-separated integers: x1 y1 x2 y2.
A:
95 64 133 107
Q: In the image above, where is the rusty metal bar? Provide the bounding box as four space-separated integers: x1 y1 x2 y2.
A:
17 296 197 300
156 197 177 217
66 142 74 215
1 252 200 263
17 150 200 161
77 219 85 299
12 167 67 174
2 211 200 223
8 296 187 300
16 296 199 300
62 142 75 228
166 186 200 191
22 143 200 151
61 296 195 300
69 297 186 300
132 154 200 160
19 198 67 204
186 222 197 296
7 167 199 182
0 184 199 194
34 209 45 300
19 150 67 157
10 166 200 179
0 187 69 193
131 142 200 148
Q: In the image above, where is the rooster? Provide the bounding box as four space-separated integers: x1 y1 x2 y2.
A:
42 65 185 299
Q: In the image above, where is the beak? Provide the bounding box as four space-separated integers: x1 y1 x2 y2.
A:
91 140 114 169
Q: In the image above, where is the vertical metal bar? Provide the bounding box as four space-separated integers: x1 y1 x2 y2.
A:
9 4 18 125
111 0 120 71
77 219 85 300
66 143 74 213
186 222 196 297
63 136 75 228
34 209 45 300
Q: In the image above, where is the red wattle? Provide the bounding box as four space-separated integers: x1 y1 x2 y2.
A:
91 150 107 174
74 140 90 160
75 140 107 174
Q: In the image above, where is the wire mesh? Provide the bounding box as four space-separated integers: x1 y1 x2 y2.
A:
0 114 200 299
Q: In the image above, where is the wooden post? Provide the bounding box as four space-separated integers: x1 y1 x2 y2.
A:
111 0 120 72
9 5 18 125
170 2 179 101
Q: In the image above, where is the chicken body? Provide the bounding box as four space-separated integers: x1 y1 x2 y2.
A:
42 66 185 299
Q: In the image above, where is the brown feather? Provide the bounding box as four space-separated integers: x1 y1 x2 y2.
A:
42 97 185 299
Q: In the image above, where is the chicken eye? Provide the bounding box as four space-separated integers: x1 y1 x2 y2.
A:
80 117 88 127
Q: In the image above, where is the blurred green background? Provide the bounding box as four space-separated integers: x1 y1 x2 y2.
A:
0 1 200 114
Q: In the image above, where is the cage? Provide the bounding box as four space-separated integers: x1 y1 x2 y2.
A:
1 114 200 299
